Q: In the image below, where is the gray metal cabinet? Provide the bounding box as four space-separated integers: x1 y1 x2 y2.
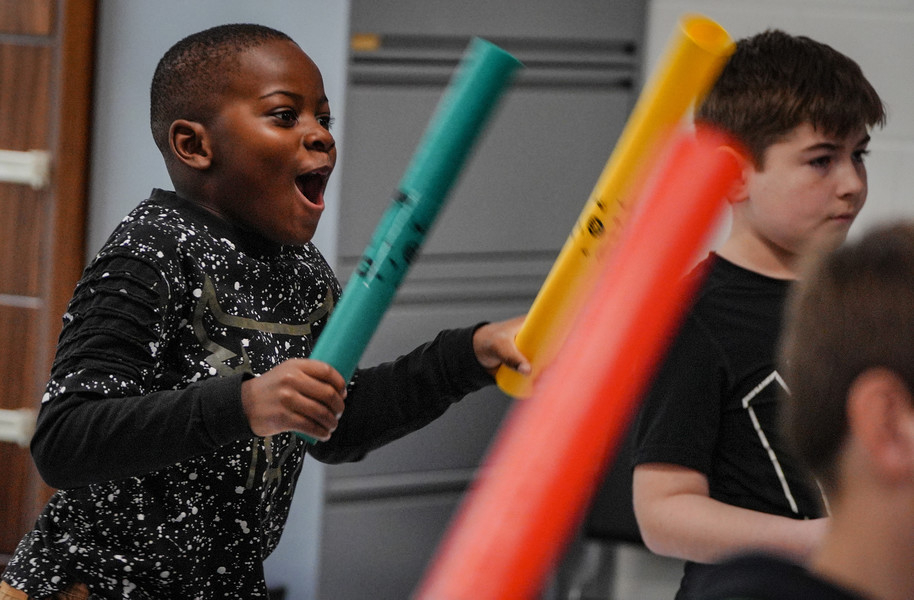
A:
320 2 646 598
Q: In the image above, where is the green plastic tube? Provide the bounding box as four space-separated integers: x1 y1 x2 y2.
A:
297 38 522 442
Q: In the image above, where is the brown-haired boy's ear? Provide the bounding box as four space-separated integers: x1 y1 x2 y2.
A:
169 119 212 170
717 145 752 205
846 368 914 484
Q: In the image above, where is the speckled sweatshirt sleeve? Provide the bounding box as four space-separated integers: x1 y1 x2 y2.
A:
31 252 255 489
310 325 493 464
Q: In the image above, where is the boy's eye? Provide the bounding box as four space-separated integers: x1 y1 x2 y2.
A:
852 149 870 164
273 109 299 125
317 115 334 130
809 155 832 169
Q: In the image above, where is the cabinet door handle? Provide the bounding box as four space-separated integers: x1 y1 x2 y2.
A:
0 149 51 189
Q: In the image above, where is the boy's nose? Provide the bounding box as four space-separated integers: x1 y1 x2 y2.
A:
304 124 335 153
838 161 866 198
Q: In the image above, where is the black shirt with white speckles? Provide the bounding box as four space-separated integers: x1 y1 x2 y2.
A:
3 189 492 599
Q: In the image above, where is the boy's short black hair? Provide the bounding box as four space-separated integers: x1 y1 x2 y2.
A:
697 29 885 167
150 23 295 155
780 223 914 490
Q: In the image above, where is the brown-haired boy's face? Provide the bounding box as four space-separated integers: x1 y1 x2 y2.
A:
738 122 871 260
200 39 336 245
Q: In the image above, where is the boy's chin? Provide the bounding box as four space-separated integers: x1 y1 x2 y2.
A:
276 231 316 246
290 226 320 246
808 229 852 255
266 217 321 246
250 223 317 246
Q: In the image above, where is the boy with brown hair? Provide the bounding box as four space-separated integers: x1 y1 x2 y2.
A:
696 221 914 600
0 23 528 599
630 29 885 599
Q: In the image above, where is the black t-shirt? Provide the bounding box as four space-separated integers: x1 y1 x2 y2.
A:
693 553 869 600
631 254 825 598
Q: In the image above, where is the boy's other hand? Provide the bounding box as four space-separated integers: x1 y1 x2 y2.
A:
473 315 531 377
241 359 347 440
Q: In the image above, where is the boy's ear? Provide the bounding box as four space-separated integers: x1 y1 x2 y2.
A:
847 368 914 484
169 119 213 170
717 145 752 205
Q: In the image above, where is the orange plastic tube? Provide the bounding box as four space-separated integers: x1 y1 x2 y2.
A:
414 127 741 600
496 14 734 398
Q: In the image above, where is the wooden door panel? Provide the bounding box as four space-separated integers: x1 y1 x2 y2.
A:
0 305 39 412
0 44 51 147
0 0 95 565
0 304 40 551
0 0 53 36
0 43 52 296
0 185 44 295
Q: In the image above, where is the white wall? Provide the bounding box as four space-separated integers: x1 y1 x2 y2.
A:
88 2 351 599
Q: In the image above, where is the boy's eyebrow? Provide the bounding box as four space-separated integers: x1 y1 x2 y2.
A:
260 90 302 101
803 134 871 153
259 90 330 106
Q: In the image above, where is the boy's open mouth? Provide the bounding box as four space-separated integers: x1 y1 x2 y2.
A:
295 171 328 206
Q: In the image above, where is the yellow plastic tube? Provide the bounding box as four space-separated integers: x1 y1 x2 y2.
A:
496 14 735 397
